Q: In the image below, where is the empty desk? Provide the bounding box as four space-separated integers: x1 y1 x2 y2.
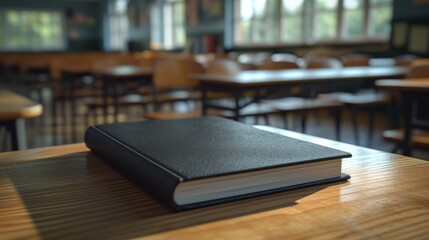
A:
0 90 43 150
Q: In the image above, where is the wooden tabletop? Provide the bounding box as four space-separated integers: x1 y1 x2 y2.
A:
192 66 408 87
0 90 43 122
376 78 429 92
0 127 428 239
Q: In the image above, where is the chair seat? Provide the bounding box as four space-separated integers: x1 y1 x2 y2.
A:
318 91 390 107
144 103 278 120
53 88 104 99
262 97 343 112
145 110 203 120
383 129 429 149
87 94 147 108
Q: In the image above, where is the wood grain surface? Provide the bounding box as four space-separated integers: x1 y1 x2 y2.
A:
0 129 428 239
0 90 43 121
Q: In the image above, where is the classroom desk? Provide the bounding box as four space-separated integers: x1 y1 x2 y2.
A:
0 127 428 239
0 90 43 150
192 66 408 120
376 78 429 156
54 64 152 142
94 65 153 122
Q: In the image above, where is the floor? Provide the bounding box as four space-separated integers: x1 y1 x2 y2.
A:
2 84 429 161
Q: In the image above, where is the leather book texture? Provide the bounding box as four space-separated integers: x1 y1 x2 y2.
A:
85 116 351 211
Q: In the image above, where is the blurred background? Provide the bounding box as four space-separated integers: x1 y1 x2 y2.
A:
1 0 429 158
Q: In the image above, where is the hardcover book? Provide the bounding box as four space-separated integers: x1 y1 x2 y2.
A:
85 116 351 211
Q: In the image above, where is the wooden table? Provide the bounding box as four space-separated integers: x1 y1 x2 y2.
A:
94 65 153 123
376 78 429 156
0 127 428 239
191 66 408 120
57 65 152 139
0 90 43 150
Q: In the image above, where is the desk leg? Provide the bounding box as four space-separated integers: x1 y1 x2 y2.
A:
70 82 77 143
4 119 26 151
402 93 413 156
113 82 119 123
103 79 109 124
233 90 241 121
201 85 207 116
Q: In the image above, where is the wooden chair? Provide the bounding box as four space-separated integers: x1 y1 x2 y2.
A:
85 55 154 125
257 60 300 70
395 54 418 67
206 59 242 75
305 57 342 69
382 64 429 152
341 54 370 67
317 54 396 146
271 53 298 63
51 54 103 143
144 59 205 120
256 57 343 138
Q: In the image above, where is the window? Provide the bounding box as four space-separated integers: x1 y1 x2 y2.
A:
106 0 129 51
342 0 365 39
232 0 393 46
0 9 64 51
281 0 304 42
314 0 339 40
150 0 185 50
368 0 392 38
234 0 280 45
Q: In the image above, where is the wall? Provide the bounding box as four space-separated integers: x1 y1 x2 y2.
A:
0 0 103 51
393 0 429 20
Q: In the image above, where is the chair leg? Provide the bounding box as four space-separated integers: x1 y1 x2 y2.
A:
391 144 400 153
301 111 307 133
282 113 288 129
334 109 341 141
367 108 375 147
351 107 360 145
263 115 269 126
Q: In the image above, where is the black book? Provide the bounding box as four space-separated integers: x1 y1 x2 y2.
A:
85 116 351 211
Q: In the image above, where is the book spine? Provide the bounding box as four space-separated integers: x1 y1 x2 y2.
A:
84 126 182 210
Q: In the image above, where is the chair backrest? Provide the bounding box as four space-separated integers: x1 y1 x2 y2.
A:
271 53 298 62
341 54 370 67
395 54 418 66
305 57 342 69
206 59 241 75
237 52 271 65
411 58 429 67
257 60 300 70
407 64 429 78
152 58 205 90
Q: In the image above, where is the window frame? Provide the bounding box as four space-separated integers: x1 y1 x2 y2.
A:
231 0 393 48
0 7 66 52
150 0 185 51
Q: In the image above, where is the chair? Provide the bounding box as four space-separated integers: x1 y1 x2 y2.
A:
305 57 342 69
271 53 298 63
51 54 103 143
317 54 394 146
382 64 429 152
143 58 206 120
237 52 271 70
85 55 153 125
257 60 300 70
205 59 242 75
196 59 279 124
341 54 370 67
258 58 343 139
395 54 418 67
